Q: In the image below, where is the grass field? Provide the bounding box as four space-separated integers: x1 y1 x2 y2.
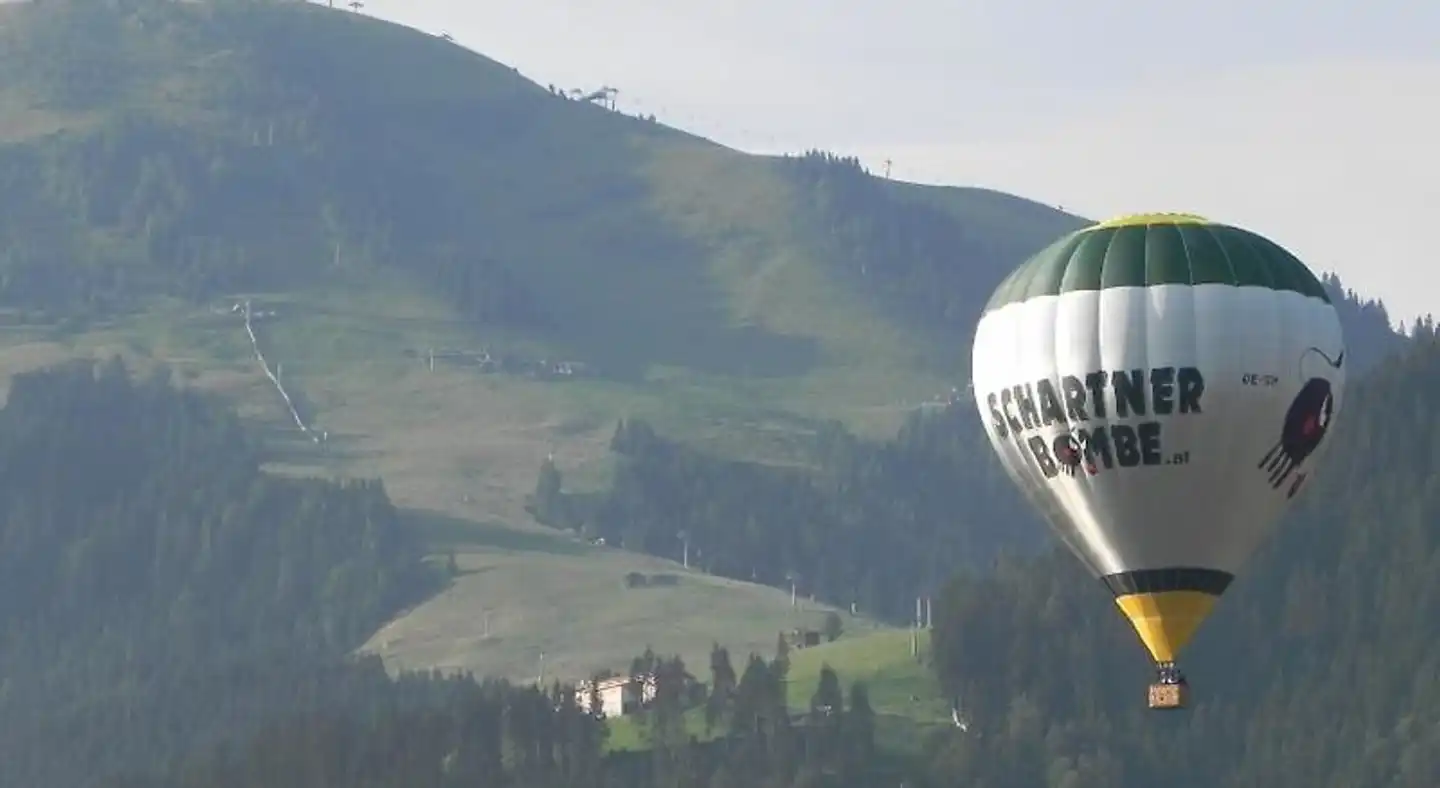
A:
367 512 885 686
605 629 949 754
787 629 951 752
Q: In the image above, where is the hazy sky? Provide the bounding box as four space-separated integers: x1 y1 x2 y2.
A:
369 0 1439 327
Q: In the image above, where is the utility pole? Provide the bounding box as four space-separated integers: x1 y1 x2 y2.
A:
883 158 892 179
912 596 922 658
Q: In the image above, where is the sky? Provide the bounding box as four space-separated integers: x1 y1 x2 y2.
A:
367 0 1439 327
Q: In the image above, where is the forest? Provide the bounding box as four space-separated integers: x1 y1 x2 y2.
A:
778 150 1051 336
150 643 891 788
535 408 1041 621
0 359 441 786
776 151 1414 367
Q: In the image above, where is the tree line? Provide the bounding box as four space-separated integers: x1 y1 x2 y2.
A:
0 358 439 786
778 151 1410 374
778 149 1033 342
533 409 1044 623
148 639 890 788
628 640 886 788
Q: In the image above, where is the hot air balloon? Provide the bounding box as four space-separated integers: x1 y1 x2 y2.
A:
971 213 1346 710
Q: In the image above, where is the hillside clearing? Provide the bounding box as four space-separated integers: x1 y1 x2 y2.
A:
605 629 949 754
362 511 885 686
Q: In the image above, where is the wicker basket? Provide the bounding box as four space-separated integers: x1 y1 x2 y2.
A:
1148 682 1188 710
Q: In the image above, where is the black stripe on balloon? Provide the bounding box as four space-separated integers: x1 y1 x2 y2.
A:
1101 568 1234 597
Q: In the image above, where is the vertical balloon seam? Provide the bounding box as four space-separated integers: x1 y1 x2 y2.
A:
1203 221 1283 568
1138 227 1154 531
1263 282 1295 568
1172 221 1196 289
1193 223 1239 286
1183 222 1250 603
1086 228 1124 572
1010 245 1041 305
1257 232 1329 303
1179 231 1230 659
1079 227 1126 572
1272 237 1318 299
976 307 1063 573
1108 225 1214 662
1010 234 1048 306
1027 231 1078 302
1059 230 1100 295
1216 225 1276 290
1176 228 1203 607
1058 233 1105 574
1022 295 1082 567
1136 224 1171 660
1203 235 1246 583
1236 231 1296 295
1272 286 1296 558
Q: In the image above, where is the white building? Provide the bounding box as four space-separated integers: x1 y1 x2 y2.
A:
574 674 656 719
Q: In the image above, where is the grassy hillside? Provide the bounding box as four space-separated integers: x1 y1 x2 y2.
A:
0 0 1083 682
605 629 949 753
364 512 885 685
784 629 951 750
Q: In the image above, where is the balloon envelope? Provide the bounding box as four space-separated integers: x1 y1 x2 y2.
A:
971 213 1346 664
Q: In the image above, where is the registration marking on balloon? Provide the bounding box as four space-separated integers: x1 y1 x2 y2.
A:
983 365 1204 480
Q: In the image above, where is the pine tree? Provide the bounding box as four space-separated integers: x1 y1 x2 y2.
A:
706 643 736 733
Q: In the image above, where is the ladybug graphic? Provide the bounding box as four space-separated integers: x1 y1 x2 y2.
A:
1258 348 1343 498
1053 434 1097 477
